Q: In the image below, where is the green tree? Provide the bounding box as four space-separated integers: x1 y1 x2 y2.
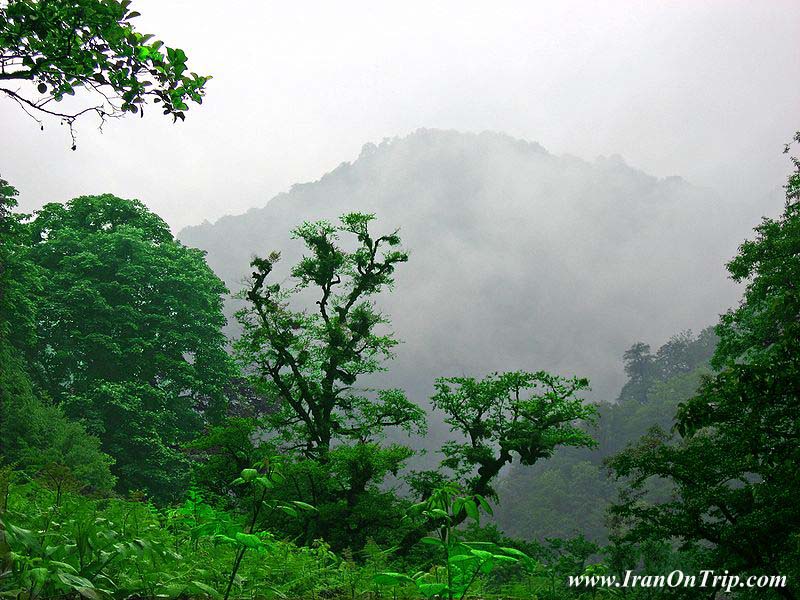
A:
237 214 425 460
235 213 426 547
0 0 210 147
617 342 654 404
1 178 114 492
493 339 714 545
431 371 597 501
609 135 800 599
22 194 232 500
185 417 268 508
0 336 116 493
0 177 38 350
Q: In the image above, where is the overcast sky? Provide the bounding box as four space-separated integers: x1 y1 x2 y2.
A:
2 1 799 231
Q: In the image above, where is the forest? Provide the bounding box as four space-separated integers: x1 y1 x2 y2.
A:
1 1 799 599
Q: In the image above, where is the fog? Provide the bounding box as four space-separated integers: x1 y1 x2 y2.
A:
2 1 798 231
179 129 782 461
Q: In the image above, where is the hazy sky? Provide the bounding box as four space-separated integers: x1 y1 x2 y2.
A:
2 1 798 231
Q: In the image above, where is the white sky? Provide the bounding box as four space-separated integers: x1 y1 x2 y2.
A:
2 0 799 231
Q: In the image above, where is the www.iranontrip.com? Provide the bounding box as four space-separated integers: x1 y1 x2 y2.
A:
568 570 789 594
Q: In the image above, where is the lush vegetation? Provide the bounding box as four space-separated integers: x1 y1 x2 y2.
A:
2 133 799 597
2 7 798 599
494 328 717 544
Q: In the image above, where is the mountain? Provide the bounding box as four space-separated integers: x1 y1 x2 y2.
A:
179 128 749 451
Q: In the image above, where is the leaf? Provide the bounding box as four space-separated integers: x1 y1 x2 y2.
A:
373 572 412 585
48 560 78 573
26 568 48 593
213 535 237 545
469 549 494 561
448 554 477 563
417 582 448 598
234 532 262 548
240 468 258 482
499 546 531 561
420 536 443 546
464 499 480 521
475 494 493 515
189 581 221 598
453 498 464 516
492 554 518 563
6 524 38 549
428 508 449 520
291 501 317 512
57 573 95 589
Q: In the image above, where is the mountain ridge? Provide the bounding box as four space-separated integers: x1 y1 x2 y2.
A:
178 128 753 454
181 129 703 234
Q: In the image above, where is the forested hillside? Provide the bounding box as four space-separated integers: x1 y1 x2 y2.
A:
494 328 717 543
179 129 758 410
3 134 798 596
1 4 798 596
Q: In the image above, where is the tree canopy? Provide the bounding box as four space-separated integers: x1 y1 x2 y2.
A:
432 371 597 500
233 213 428 548
608 133 800 598
21 194 233 499
236 213 425 460
0 0 209 147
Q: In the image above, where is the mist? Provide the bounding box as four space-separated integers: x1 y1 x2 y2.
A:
4 0 800 588
3 1 798 231
178 129 786 461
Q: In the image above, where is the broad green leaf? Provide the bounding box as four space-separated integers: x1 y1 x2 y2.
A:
417 582 448 598
420 536 443 546
189 580 221 598
255 476 274 488
475 495 493 515
448 554 477 563
234 532 262 548
499 547 532 561
492 554 518 563
57 573 95 589
469 549 493 560
240 468 258 482
464 499 480 521
374 572 412 585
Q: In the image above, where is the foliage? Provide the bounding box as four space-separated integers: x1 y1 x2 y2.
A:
236 213 424 459
493 329 716 543
608 135 800 598
0 337 116 494
1 179 115 492
378 483 528 600
618 328 716 404
0 176 38 351
21 194 234 500
235 213 426 549
3 126 798 599
0 478 335 600
431 371 597 500
185 418 269 508
0 0 210 147
220 459 316 600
